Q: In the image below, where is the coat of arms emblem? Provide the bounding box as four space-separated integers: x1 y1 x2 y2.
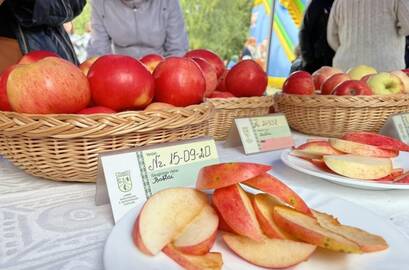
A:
115 170 132 192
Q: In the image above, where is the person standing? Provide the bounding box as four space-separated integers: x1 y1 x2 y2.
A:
0 0 86 72
327 0 409 71
298 0 335 74
86 0 189 59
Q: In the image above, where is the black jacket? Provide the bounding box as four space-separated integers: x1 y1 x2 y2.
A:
406 37 409 68
0 0 86 64
299 0 335 73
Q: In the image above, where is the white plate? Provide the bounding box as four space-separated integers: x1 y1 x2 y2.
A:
281 149 409 190
104 188 409 270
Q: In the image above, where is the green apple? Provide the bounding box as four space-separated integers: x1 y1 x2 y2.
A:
367 72 404 95
347 65 377 80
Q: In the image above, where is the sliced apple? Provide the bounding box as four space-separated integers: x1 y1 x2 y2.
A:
222 232 316 268
273 206 361 253
307 138 328 143
173 205 219 255
251 193 293 239
313 210 388 252
133 188 208 255
296 141 343 155
163 244 223 270
342 131 409 152
329 138 398 158
310 158 332 172
394 172 409 183
323 154 392 180
196 162 271 190
375 168 404 181
212 202 235 233
243 173 313 217
212 184 263 241
290 150 323 160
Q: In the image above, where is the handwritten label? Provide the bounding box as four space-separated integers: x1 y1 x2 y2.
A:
226 114 293 154
380 113 409 144
95 137 219 223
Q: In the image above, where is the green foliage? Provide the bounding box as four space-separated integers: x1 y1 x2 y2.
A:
180 0 253 61
73 3 91 35
71 1 253 60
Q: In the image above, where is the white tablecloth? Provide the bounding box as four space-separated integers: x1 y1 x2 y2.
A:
1 135 409 270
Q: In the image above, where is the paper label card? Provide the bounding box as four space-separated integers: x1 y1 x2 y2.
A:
380 113 409 144
227 114 293 154
96 137 219 223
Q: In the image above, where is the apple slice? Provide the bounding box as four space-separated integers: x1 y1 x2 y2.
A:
163 244 223 270
243 173 313 217
212 184 263 241
273 206 361 253
323 154 392 180
196 163 271 190
313 210 388 252
375 168 404 181
394 172 409 183
212 202 235 233
290 150 323 160
296 141 343 155
133 188 208 255
173 205 219 255
342 131 409 152
329 138 398 158
251 193 293 239
222 233 316 268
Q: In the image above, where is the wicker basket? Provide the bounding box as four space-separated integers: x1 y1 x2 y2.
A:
0 103 213 182
207 96 275 140
274 93 409 137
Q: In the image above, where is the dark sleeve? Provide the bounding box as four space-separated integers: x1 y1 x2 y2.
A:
7 0 86 27
299 1 319 67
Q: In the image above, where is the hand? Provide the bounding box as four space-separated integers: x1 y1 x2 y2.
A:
0 0 5 5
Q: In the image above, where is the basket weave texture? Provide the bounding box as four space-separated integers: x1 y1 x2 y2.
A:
207 96 275 140
274 93 409 137
0 103 213 182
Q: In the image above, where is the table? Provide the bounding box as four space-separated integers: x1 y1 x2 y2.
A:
1 134 409 270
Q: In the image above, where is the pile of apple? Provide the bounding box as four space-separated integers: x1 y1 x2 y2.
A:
283 65 409 96
133 162 388 270
0 48 268 115
291 132 409 183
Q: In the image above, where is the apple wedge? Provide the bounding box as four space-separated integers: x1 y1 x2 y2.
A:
375 168 404 181
273 206 361 253
133 188 208 255
323 154 392 180
243 173 313 217
342 131 409 152
212 202 235 233
196 162 271 190
310 158 332 172
313 210 388 252
163 244 223 270
173 205 219 255
329 138 398 158
290 150 323 160
251 193 293 239
394 172 409 183
212 184 263 241
222 233 316 268
296 141 343 155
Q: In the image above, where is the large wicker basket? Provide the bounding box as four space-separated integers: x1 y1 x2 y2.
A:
0 103 213 182
274 93 409 137
207 96 275 140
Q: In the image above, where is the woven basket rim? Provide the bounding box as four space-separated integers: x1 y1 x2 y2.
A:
206 95 274 110
274 92 409 108
0 102 214 139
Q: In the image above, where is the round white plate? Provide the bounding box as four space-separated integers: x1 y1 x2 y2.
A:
104 188 409 270
280 149 409 190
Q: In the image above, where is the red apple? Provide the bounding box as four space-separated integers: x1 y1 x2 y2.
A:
185 49 226 78
208 91 235 98
312 66 343 90
144 102 176 111
225 60 267 97
216 69 228 91
18 50 59 64
140 54 164 73
79 56 99 76
333 80 372 96
282 71 314 95
360 74 373 84
191 57 218 97
153 57 206 107
320 73 350 95
0 65 17 111
77 106 116 114
7 57 90 114
88 55 155 111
